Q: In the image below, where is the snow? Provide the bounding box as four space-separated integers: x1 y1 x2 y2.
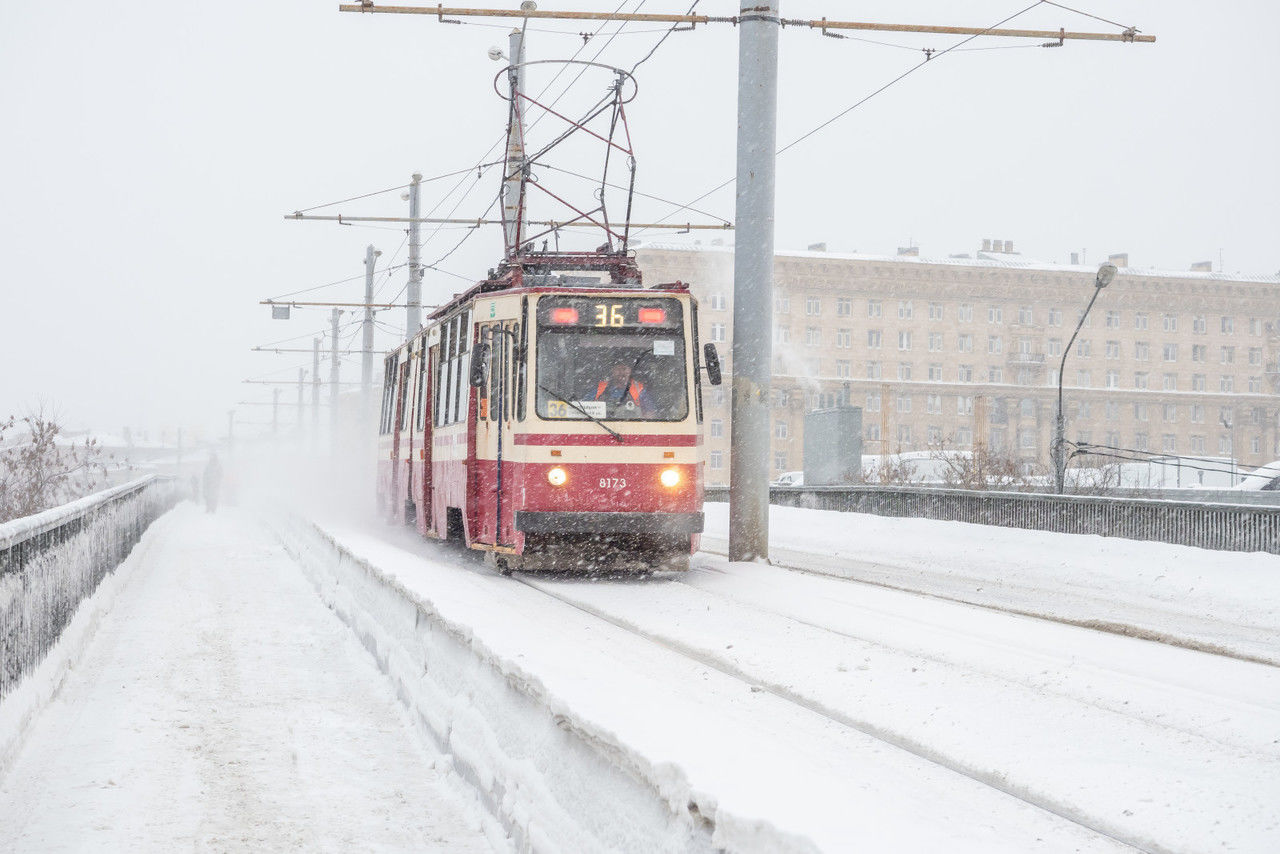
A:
0 503 500 853
701 502 1280 665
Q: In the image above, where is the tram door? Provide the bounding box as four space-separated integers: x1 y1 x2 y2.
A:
474 320 522 547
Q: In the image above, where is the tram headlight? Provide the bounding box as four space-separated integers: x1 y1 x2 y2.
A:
659 467 681 488
547 466 568 487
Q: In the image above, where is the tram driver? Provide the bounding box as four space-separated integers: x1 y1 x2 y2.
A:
595 361 656 418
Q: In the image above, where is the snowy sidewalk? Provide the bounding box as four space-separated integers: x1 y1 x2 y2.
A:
0 503 497 853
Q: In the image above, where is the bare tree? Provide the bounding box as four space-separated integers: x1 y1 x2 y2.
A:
0 409 110 523
861 446 924 485
928 439 1042 491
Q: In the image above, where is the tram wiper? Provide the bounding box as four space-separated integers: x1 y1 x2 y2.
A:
538 383 624 443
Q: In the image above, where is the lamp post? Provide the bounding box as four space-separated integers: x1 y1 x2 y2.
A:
1054 263 1118 493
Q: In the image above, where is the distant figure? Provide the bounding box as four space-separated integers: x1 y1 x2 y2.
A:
595 362 655 417
203 454 223 513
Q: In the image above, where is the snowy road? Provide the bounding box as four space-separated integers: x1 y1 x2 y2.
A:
0 504 497 853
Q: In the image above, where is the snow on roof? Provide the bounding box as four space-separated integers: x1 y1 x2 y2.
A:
636 241 1280 286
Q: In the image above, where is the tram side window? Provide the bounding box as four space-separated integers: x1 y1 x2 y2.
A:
453 311 470 423
436 321 452 427
434 312 471 427
414 346 427 431
516 300 528 421
397 361 410 431
691 302 704 423
379 357 397 434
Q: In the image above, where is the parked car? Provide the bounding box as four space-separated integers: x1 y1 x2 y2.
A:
1229 460 1280 491
771 471 804 487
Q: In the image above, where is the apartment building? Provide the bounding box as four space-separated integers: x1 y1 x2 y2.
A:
636 242 1280 487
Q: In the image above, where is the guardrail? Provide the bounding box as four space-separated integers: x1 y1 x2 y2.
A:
0 476 181 699
704 485 1280 554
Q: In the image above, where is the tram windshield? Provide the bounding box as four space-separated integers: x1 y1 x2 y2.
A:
535 296 689 422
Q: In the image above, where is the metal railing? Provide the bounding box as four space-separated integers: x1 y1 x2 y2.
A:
0 476 180 699
704 485 1280 554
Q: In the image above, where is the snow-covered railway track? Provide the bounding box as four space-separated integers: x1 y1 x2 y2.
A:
513 555 1280 854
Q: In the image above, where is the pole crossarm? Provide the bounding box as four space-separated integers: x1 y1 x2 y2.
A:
261 300 407 309
252 347 381 354
285 213 732 230
336 5 1155 43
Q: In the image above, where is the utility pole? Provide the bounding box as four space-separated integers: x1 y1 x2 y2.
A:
298 368 306 432
728 1 779 563
503 27 528 257
312 337 321 439
330 309 342 441
407 174 422 338
363 244 381 418
272 388 281 435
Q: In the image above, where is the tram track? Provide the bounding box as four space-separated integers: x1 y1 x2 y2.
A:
510 569 1161 854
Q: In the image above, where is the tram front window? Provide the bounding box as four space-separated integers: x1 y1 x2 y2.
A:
536 297 688 422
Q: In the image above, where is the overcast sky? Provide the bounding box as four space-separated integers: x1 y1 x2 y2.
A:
2 1 1276 439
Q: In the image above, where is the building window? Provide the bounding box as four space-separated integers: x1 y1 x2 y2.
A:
805 296 822 316
1219 435 1231 454
1221 346 1235 364
1105 340 1120 359
867 299 882 318
1047 338 1062 357
988 366 1004 383
1105 310 1121 328
988 306 1003 324
774 326 789 344
1221 316 1234 334
1134 313 1148 330
1019 398 1036 418
1192 315 1206 334
896 394 912 413
709 292 726 310
1075 339 1091 358
897 424 912 443
1192 373 1206 391
1163 343 1178 362
898 331 912 351
1190 435 1205 452
957 364 973 383
774 453 787 471
1134 372 1149 390
1163 373 1177 391
1017 338 1033 355
774 295 790 314
1161 314 1176 332
928 332 943 352
1047 308 1062 327
1105 370 1119 389
710 322 726 342
865 393 881 412
866 361 881 380
1249 376 1262 393
1134 342 1150 361
1019 429 1036 450
927 425 942 444
928 363 942 381
866 423 881 441
1163 434 1177 453
1192 344 1206 362
1077 400 1092 419
1248 347 1262 366
774 388 789 407
833 328 851 348
1105 400 1120 421
926 394 942 414
988 335 1003 354
867 329 882 349
958 303 973 322
956 427 973 446
928 302 944 321
898 300 914 320
1249 317 1263 336
710 419 724 438
957 395 974 415
805 327 821 346
957 333 974 353
836 359 851 378
775 420 788 439
1220 375 1234 392
1076 369 1091 387
898 362 912 381
835 297 852 316
709 450 723 470
1135 432 1149 452
1018 306 1033 325
1190 405 1205 423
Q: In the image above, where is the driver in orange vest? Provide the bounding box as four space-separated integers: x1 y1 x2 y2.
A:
595 362 656 416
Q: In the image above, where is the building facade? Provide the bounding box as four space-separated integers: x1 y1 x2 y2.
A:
636 243 1280 487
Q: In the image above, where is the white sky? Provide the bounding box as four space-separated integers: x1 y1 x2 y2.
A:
2 1 1277 437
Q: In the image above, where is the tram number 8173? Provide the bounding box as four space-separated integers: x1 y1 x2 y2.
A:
599 477 627 489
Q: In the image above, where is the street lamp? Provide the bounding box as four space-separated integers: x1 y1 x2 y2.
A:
1054 263 1117 493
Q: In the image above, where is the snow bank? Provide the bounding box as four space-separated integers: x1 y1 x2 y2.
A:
273 517 814 854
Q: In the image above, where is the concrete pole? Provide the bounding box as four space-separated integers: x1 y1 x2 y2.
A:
272 388 281 435
363 245 380 419
330 308 341 443
502 28 527 257
407 174 422 339
312 338 321 441
727 1 779 563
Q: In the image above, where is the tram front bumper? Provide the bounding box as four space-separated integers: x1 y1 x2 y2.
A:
514 511 704 536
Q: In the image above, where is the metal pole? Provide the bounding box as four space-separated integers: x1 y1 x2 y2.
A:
727 0 779 563
330 308 341 443
272 388 281 435
363 244 379 418
503 28 527 257
407 174 422 338
312 337 321 440
1055 285 1105 493
298 368 306 432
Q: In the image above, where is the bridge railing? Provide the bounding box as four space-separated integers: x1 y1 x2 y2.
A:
704 485 1280 555
0 476 181 699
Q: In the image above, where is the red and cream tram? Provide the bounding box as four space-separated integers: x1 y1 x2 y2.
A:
376 253 722 573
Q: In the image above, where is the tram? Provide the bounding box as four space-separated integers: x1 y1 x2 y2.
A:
376 251 722 572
